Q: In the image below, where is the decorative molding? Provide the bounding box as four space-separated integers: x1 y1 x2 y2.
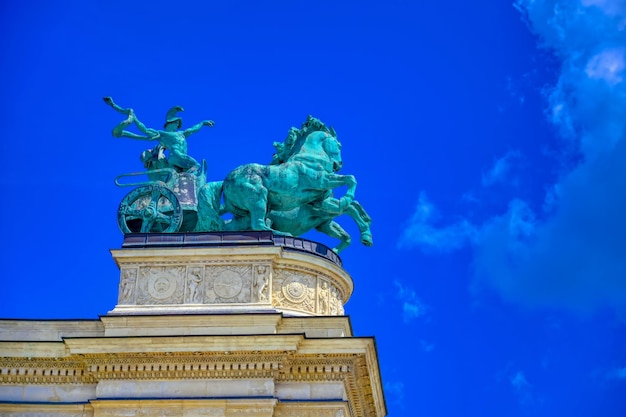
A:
111 247 351 316
0 348 380 417
276 410 345 417
0 358 94 384
0 411 85 417
275 404 347 417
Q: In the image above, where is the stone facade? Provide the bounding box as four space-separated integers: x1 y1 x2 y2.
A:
0 233 386 417
110 242 351 317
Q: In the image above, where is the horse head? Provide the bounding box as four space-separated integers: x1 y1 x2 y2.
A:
322 133 343 172
293 130 343 173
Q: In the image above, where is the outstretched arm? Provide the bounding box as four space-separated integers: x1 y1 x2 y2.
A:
105 97 158 140
103 96 131 115
183 120 214 137
132 115 159 138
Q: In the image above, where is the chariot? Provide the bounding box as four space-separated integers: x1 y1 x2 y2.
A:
115 163 207 234
106 99 372 252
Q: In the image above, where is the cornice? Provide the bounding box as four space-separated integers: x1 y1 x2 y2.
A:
0 336 385 417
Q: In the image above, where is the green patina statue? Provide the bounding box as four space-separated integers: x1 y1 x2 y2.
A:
104 96 214 173
106 99 372 253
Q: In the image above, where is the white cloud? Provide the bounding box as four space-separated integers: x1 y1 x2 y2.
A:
400 1 626 319
496 364 541 408
394 280 429 323
482 151 523 187
383 380 405 410
510 370 531 391
510 370 537 406
606 365 626 380
473 0 626 316
420 339 436 353
398 193 477 252
585 47 626 86
581 0 626 18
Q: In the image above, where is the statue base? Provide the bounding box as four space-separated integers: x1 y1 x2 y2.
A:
109 232 353 317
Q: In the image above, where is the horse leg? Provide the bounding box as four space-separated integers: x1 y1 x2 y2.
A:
351 200 372 225
317 197 342 216
344 203 373 247
317 173 357 210
245 186 270 231
316 220 351 254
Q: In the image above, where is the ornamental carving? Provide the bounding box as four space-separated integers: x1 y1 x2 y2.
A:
1 349 377 417
205 265 252 303
318 279 330 315
137 266 185 304
185 266 204 303
111 245 352 317
329 286 344 315
252 264 271 303
275 408 345 417
119 268 137 304
273 270 316 313
5 414 84 417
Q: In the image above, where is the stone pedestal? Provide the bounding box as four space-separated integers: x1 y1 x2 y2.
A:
0 233 386 417
110 232 352 317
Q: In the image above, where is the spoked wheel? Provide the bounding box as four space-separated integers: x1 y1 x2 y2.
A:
118 185 183 233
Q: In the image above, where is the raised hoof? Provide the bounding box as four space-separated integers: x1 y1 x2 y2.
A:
360 231 373 247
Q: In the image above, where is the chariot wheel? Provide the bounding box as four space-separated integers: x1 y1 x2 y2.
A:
118 185 183 233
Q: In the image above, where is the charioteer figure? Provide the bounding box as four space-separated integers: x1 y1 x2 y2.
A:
104 96 214 172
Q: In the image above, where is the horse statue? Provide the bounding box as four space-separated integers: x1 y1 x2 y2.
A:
107 99 373 253
194 183 373 253
221 116 357 233
267 193 373 253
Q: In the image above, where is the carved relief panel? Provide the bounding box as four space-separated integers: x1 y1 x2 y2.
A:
273 269 316 314
136 266 185 305
329 285 345 315
204 265 252 303
184 265 205 304
317 278 331 315
112 248 351 316
119 268 137 304
252 263 272 303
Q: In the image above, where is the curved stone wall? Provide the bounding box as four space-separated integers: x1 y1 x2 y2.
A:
109 232 353 317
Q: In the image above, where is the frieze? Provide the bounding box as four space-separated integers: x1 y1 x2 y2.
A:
329 285 344 315
112 247 352 316
184 265 205 303
0 358 93 385
205 265 252 303
119 268 137 304
136 266 185 305
252 263 271 303
318 279 331 315
277 358 352 383
82 351 286 381
274 263 349 302
0 351 377 417
118 259 350 301
273 269 316 314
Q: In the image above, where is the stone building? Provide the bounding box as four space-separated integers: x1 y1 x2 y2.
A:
0 232 386 417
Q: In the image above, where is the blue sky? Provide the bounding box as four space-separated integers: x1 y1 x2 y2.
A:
2 1 625 416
